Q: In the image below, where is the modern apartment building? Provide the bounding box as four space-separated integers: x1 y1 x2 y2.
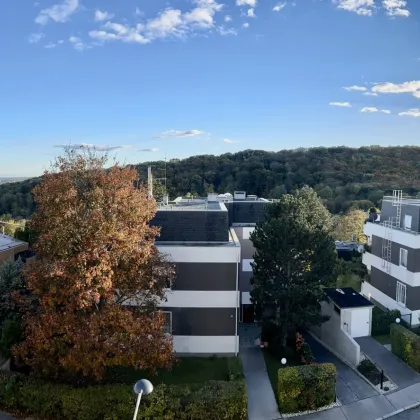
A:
362 191 420 326
0 234 28 265
150 192 269 355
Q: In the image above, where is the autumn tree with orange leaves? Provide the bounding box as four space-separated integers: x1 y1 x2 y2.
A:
14 151 175 382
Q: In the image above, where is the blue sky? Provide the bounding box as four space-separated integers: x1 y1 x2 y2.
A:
1 0 419 176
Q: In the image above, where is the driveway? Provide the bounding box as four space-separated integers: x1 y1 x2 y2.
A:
355 337 420 389
304 334 378 405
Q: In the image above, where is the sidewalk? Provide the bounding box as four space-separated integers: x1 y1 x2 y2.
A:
240 347 281 420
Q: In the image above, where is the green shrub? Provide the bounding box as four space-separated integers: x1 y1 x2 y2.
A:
0 372 247 420
372 307 401 336
390 323 420 372
277 363 336 413
0 319 22 357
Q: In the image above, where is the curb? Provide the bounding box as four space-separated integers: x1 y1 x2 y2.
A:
374 402 420 419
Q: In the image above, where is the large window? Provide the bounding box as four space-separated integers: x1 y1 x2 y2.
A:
396 282 407 307
400 248 408 269
162 311 172 335
404 215 412 231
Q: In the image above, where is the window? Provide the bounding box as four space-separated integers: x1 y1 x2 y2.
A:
404 215 412 231
162 311 172 334
243 227 255 240
400 248 408 269
396 282 407 307
242 259 254 272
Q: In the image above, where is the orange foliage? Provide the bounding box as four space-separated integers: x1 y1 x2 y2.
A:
14 151 175 381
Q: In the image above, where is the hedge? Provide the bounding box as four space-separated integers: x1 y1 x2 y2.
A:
0 372 247 420
390 323 420 372
372 307 401 336
277 363 336 413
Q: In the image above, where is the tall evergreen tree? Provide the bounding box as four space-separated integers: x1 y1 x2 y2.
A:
250 186 337 347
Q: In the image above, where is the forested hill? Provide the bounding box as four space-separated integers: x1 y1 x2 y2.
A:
1 146 420 218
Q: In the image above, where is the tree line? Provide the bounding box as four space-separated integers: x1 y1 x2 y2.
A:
1 146 420 218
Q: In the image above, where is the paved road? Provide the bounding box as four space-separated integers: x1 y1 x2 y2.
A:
388 405 420 419
0 412 14 420
304 334 378 405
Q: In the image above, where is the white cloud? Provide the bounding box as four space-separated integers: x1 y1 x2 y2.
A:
154 130 205 139
273 2 287 12
382 0 410 17
89 0 224 46
333 0 375 16
58 40 64 44
218 26 238 36
69 36 89 51
54 144 131 151
224 15 232 22
135 7 144 17
329 102 352 107
44 42 57 49
35 0 78 25
363 92 378 96
372 80 420 98
223 139 239 144
247 8 256 17
94 10 114 22
28 33 45 43
399 108 420 118
236 0 257 6
360 107 391 113
139 148 159 152
343 85 367 91
243 22 250 28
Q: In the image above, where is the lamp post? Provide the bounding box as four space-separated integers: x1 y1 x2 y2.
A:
133 379 153 420
281 358 287 366
396 318 401 324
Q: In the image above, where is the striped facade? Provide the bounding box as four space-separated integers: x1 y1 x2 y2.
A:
362 198 420 326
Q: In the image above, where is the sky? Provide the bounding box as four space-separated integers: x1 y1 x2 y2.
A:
0 0 419 176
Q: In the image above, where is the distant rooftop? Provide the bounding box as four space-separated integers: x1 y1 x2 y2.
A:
0 234 26 252
157 201 226 211
324 287 373 309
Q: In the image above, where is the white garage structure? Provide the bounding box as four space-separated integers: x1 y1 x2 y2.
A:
325 287 374 338
311 287 374 367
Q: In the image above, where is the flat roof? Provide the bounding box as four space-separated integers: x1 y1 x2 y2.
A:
156 228 240 247
157 202 226 211
324 287 374 309
383 196 420 207
0 234 26 252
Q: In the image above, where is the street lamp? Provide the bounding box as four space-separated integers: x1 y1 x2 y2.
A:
133 379 153 420
396 318 401 324
281 358 287 365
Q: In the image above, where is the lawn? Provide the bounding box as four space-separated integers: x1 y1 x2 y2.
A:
263 350 300 401
373 334 391 345
107 357 234 385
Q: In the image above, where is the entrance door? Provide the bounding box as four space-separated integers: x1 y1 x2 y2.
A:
242 305 255 323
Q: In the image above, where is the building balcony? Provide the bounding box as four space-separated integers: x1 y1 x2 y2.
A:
364 222 420 249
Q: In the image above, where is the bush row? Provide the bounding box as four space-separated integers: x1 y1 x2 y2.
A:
0 373 247 420
277 363 336 414
372 307 401 336
390 323 420 372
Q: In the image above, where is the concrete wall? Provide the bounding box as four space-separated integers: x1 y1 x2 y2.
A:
371 235 420 273
381 201 420 233
311 301 361 366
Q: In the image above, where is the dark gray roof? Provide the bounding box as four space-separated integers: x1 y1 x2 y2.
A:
324 287 374 309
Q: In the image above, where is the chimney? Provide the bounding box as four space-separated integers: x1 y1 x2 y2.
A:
147 166 153 199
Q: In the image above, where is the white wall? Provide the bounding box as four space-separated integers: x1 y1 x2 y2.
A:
361 282 420 326
160 290 238 308
173 335 238 354
242 227 255 240
311 301 361 366
363 252 420 287
364 223 420 249
156 244 240 263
